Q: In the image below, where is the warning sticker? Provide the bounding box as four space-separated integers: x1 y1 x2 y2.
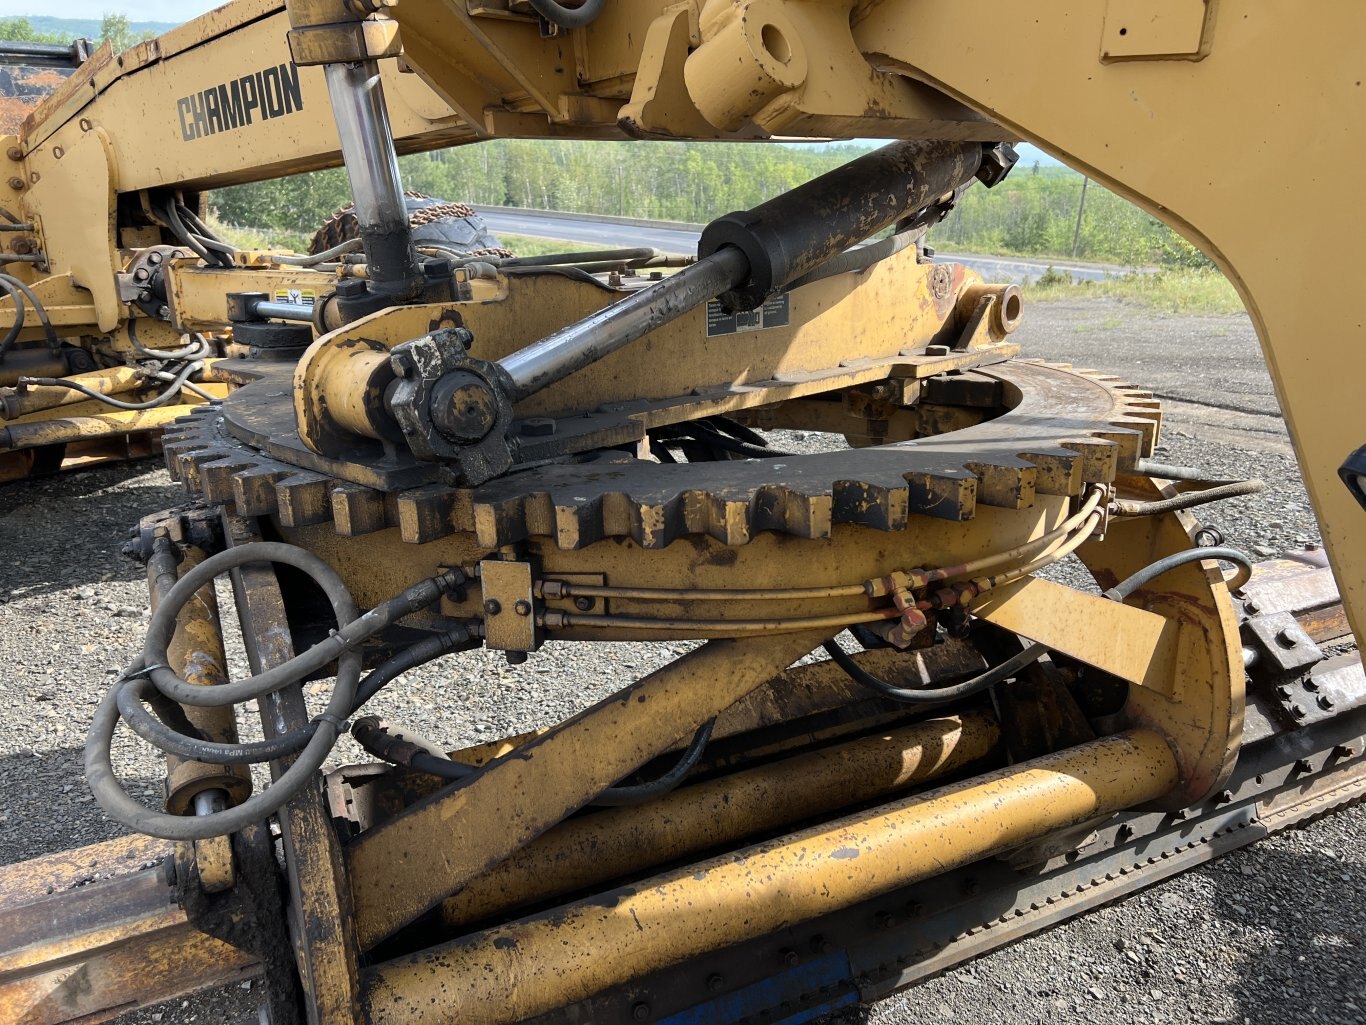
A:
274 287 316 307
705 293 790 337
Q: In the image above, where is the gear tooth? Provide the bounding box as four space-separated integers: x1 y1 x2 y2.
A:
754 485 831 539
275 472 335 528
161 440 200 480
1093 428 1146 470
832 478 908 531
1060 438 1119 482
966 462 1038 509
232 465 287 517
1019 449 1083 496
632 499 681 549
512 491 550 538
199 456 258 504
600 492 637 539
903 469 976 521
704 494 752 546
1113 414 1161 456
677 490 708 539
177 447 232 492
556 496 602 550
396 485 455 543
333 483 389 536
474 496 527 549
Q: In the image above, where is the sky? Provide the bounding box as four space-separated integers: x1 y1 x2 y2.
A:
28 0 222 19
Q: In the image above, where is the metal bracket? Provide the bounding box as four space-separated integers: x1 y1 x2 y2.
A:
480 559 537 652
388 328 517 484
1101 0 1216 62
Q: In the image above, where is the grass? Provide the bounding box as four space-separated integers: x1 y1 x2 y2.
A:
204 214 312 254
496 233 601 257
1024 267 1245 315
202 221 592 261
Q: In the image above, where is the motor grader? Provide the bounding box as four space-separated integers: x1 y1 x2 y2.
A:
0 1 1364 1023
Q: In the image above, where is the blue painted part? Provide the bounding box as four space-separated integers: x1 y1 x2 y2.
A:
657 950 859 1025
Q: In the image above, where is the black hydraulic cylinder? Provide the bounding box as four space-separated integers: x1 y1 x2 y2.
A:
497 140 989 403
699 139 985 310
0 39 92 69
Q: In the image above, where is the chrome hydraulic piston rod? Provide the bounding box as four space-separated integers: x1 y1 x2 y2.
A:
498 139 996 403
322 59 422 299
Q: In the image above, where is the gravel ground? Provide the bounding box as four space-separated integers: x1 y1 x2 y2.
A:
0 298 1360 1024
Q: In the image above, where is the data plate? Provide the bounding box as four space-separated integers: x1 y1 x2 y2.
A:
705 294 790 337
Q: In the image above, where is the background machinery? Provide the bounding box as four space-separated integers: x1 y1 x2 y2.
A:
1 1 1364 1023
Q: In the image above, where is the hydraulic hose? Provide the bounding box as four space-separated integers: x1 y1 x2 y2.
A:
85 542 463 840
0 270 56 348
784 229 922 292
274 237 364 266
144 544 458 708
19 361 205 410
87 657 354 841
591 718 716 807
822 637 1045 704
0 275 25 358
1111 478 1265 517
527 0 603 28
1103 546 1254 601
127 320 215 360
116 624 474 765
352 715 717 806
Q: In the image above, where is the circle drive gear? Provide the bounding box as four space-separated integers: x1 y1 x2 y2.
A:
161 359 1160 551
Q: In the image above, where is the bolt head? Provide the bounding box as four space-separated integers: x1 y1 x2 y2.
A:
631 1002 651 1021
483 598 501 616
573 595 595 612
513 599 532 617
431 372 498 443
706 973 725 993
520 417 557 437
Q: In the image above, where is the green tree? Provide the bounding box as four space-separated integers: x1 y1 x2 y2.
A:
100 13 133 53
0 17 73 44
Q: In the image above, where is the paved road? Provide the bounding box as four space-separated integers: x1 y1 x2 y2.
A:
476 207 1137 284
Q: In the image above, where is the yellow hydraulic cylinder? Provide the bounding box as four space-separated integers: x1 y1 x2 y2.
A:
0 406 192 451
441 710 1001 927
0 366 146 419
348 630 831 950
147 545 251 816
364 728 1179 1025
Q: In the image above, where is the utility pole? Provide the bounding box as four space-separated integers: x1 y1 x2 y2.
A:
1071 176 1090 258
